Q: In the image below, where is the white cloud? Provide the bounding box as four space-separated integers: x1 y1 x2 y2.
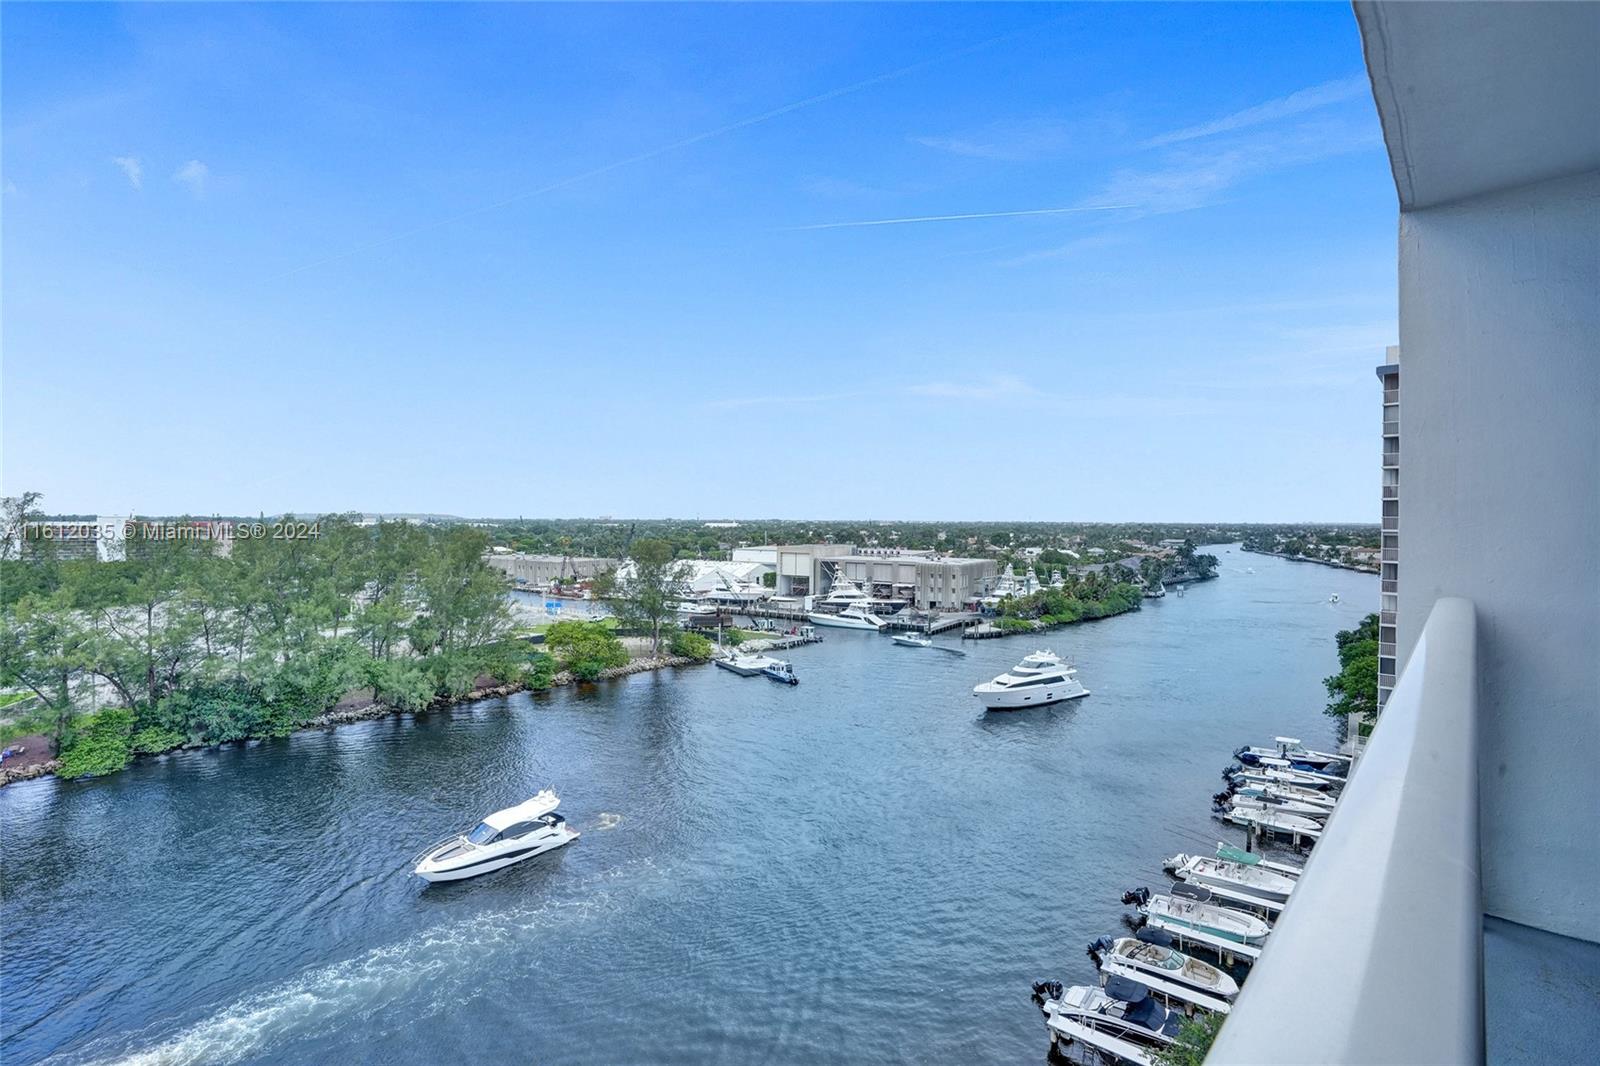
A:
113 155 143 190
173 159 210 196
1143 74 1369 148
906 375 1042 402
995 232 1125 268
913 119 1073 162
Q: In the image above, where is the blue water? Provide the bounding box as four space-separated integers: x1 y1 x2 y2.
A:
0 547 1375 1065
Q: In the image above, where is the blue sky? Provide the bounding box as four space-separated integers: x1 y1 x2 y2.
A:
2 3 1396 521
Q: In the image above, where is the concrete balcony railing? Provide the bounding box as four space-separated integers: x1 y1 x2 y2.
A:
1209 598 1479 1065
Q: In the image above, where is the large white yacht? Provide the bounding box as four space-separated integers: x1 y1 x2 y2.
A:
972 650 1089 709
412 790 578 883
807 603 887 631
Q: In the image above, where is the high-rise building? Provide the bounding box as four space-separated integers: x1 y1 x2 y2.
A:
1377 345 1400 708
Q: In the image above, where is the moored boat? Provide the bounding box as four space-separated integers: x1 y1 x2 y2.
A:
1220 803 1323 839
1089 929 1238 1008
1165 852 1296 902
1031 976 1182 1066
1123 885 1272 944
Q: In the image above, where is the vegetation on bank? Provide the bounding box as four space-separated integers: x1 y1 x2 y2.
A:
1325 613 1381 720
1 494 537 776
994 568 1147 629
1152 1010 1224 1066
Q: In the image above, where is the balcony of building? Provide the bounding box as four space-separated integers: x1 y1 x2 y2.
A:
1211 3 1599 1061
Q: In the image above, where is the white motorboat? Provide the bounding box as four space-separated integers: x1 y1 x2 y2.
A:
1221 803 1323 839
1214 842 1304 880
891 631 932 648
1230 779 1338 810
1165 852 1297 902
1223 792 1330 821
1235 736 1349 771
1226 764 1341 791
1032 978 1182 1066
413 790 577 883
1329 593 1340 603
1089 929 1239 1007
1124 886 1271 944
972 650 1089 710
806 604 887 631
761 659 799 685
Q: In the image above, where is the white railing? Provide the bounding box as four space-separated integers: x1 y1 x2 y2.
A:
1208 598 1480 1065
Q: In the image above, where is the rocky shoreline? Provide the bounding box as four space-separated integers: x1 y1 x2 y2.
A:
0 655 707 788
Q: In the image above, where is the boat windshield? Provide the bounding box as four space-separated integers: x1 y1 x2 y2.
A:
466 821 498 845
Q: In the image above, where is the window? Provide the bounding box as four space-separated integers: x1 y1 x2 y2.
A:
467 822 499 845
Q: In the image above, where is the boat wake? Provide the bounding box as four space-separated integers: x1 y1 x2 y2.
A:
55 860 656 1066
594 812 623 830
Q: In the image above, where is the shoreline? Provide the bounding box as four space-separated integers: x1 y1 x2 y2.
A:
1239 545 1379 574
967 572 1218 639
0 653 707 789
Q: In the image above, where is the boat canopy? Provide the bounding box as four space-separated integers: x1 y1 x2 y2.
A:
482 790 560 831
1103 975 1151 1004
1216 844 1263 866
1135 927 1175 947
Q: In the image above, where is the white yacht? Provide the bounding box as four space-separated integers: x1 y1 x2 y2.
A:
1032 978 1181 1066
1165 852 1297 902
972 650 1088 709
891 631 932 648
807 603 887 631
413 790 577 883
1089 930 1239 1007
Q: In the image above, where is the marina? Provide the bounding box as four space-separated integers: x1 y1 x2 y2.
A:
0 547 1376 1065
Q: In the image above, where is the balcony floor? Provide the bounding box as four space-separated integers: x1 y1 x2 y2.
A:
1484 915 1600 1064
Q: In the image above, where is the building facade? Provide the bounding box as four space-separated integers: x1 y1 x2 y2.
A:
483 552 613 588
1377 345 1400 707
773 544 996 611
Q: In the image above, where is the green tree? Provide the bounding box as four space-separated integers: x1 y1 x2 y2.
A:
600 538 688 658
544 621 629 681
1152 1010 1224 1066
1325 612 1381 719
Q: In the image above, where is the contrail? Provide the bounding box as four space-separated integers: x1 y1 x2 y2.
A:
788 204 1136 231
270 21 1056 280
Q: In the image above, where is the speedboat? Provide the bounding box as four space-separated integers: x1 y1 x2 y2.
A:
1089 929 1239 1006
1031 977 1181 1066
1165 852 1297 902
1329 593 1341 603
891 631 932 648
972 650 1088 709
761 660 798 685
1235 737 1348 771
1218 793 1330 822
1229 779 1338 810
413 790 577 883
1215 842 1304 880
1226 764 1341 791
806 604 887 631
1124 886 1271 944
1220 803 1323 839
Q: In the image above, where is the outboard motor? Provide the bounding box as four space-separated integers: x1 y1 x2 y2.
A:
1031 980 1064 1010
1212 790 1235 807
1235 747 1263 767
1121 886 1151 908
1087 936 1116 964
1222 766 1241 782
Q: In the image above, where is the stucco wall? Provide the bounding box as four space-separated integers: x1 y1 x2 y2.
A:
1396 169 1600 942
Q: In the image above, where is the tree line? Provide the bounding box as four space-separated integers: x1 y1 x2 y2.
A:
2 496 533 774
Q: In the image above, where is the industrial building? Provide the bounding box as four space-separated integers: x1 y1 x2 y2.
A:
774 544 996 611
483 551 614 588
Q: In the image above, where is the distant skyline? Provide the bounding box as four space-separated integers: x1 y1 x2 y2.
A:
3 3 1396 522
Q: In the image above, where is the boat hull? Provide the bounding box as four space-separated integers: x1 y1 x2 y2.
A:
415 832 577 883
973 683 1089 710
806 612 882 631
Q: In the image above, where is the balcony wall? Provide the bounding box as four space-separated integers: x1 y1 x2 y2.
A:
1395 169 1600 942
1209 599 1481 1065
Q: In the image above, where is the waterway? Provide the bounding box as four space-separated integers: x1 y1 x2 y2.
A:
0 547 1376 1065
